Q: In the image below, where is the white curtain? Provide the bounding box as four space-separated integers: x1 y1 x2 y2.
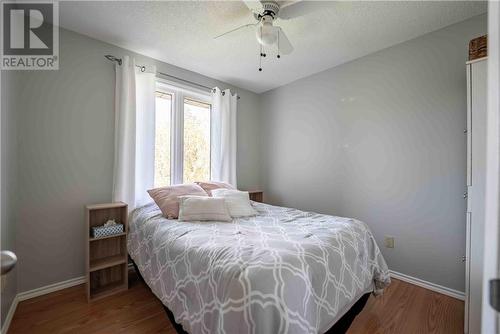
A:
211 87 237 187
112 56 156 209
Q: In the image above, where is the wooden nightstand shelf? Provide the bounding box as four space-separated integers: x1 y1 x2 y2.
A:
247 190 263 203
85 202 128 301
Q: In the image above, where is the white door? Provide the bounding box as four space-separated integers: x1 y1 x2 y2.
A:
466 58 488 334
482 2 500 333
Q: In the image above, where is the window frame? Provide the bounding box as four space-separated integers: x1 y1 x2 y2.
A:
155 78 212 185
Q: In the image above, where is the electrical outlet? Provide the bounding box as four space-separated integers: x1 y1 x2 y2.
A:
384 236 395 249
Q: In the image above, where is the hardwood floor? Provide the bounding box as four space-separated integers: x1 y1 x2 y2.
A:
8 272 463 334
348 279 464 334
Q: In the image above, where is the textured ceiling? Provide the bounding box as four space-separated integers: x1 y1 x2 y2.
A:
59 1 487 93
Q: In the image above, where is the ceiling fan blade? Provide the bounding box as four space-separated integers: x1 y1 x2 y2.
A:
214 23 257 40
278 1 323 20
242 0 264 14
277 27 294 55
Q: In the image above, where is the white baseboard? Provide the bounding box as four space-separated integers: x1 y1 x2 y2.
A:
390 270 465 301
1 276 85 334
17 276 85 301
1 295 18 334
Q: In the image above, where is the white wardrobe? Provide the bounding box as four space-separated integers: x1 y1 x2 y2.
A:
465 57 487 334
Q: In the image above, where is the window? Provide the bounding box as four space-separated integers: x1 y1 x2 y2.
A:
154 80 211 186
183 98 211 183
154 92 172 187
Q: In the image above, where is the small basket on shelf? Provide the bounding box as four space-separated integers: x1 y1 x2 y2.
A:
91 222 124 238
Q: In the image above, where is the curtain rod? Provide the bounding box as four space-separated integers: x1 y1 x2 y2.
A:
105 55 240 100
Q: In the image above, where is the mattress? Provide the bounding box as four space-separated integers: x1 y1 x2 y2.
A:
128 201 390 334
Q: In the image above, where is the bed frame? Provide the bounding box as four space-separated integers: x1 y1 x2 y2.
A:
130 259 369 334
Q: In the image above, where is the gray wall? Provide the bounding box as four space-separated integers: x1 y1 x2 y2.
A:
11 28 261 292
260 14 487 292
2 12 487 298
1 72 18 325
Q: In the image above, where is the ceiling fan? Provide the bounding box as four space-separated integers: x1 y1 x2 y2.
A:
214 0 321 70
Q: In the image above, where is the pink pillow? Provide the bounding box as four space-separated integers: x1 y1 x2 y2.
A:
148 184 208 219
195 181 235 196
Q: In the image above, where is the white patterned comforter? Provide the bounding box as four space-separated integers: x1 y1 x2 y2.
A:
128 202 390 334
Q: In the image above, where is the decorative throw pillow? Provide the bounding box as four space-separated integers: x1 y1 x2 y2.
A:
178 196 231 222
211 189 258 218
195 181 235 196
147 184 208 219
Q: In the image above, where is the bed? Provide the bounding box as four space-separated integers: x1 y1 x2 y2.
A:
128 201 390 334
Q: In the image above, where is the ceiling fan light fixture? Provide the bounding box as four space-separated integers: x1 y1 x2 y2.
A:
216 1 294 57
256 21 277 45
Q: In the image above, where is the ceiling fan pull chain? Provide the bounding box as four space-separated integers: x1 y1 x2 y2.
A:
259 44 263 72
277 29 281 59
258 26 267 58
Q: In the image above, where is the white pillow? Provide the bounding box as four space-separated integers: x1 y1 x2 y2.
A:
211 189 258 217
178 196 231 222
